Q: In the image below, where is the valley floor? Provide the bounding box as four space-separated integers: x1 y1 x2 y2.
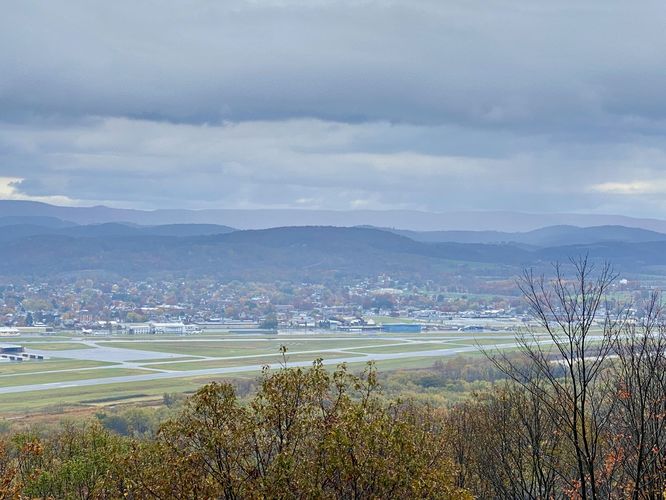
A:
0 331 529 414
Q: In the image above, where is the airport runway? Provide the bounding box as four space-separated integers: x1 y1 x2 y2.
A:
0 342 517 395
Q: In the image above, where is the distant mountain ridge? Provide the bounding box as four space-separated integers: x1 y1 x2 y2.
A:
4 200 666 232
2 202 666 280
0 216 77 228
0 222 236 242
0 225 665 280
384 225 666 247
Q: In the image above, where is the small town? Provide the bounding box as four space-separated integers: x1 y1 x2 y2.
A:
0 272 646 336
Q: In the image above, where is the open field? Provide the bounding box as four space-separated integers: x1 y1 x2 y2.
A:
0 375 254 413
0 331 525 414
145 351 366 371
96 338 401 357
345 342 453 354
2 368 149 387
0 359 115 375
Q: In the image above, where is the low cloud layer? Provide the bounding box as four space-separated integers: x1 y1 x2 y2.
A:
1 1 666 215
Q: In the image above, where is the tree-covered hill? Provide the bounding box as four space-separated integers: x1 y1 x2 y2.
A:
1 225 666 279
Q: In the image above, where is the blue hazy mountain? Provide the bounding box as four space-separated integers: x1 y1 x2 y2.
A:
0 215 77 228
5 200 666 232
386 225 666 247
0 225 665 280
2 202 666 279
0 222 236 241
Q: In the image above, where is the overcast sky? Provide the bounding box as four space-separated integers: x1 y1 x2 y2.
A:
1 1 666 216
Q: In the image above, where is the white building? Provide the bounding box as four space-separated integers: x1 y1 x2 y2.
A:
151 322 186 334
0 327 20 337
125 323 152 335
122 322 201 335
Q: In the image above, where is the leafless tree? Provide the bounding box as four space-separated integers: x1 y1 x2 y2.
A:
467 383 561 499
489 256 625 499
610 291 666 498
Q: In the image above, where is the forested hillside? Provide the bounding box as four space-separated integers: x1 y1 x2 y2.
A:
3 225 666 280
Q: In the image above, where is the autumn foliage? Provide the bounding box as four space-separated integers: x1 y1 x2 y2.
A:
0 361 469 499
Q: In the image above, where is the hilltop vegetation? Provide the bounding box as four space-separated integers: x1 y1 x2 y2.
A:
0 361 469 499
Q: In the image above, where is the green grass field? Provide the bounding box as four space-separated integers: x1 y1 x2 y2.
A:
345 343 451 354
144 351 366 371
3 368 150 387
0 374 252 413
467 338 518 346
97 339 396 357
0 359 115 375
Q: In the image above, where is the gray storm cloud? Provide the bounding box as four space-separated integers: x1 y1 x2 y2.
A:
1 0 666 214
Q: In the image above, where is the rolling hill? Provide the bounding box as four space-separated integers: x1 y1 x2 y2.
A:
388 225 666 247
0 225 664 280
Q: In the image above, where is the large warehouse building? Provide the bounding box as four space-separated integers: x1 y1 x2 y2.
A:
0 343 24 354
381 323 422 333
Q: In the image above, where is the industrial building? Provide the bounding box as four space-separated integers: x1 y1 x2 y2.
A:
151 322 187 334
125 323 152 335
122 322 201 335
0 343 24 354
0 343 44 362
381 323 422 333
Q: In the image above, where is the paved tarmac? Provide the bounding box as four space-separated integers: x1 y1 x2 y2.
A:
0 342 516 395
